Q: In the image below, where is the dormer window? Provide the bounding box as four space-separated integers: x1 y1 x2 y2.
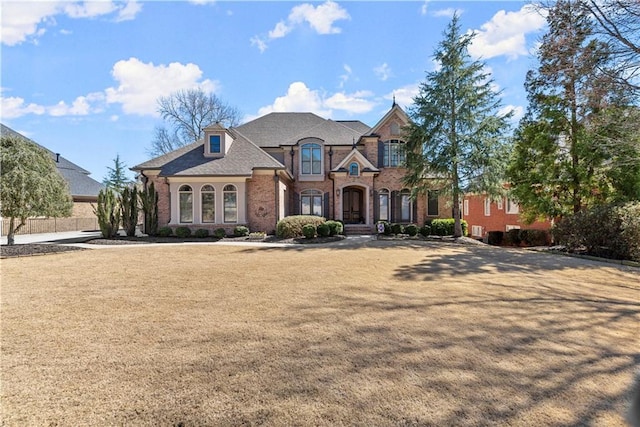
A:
349 162 359 176
209 135 221 154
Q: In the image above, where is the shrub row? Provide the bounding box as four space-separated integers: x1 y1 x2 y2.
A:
426 218 468 236
155 225 251 239
552 202 640 261
276 215 341 238
486 229 550 247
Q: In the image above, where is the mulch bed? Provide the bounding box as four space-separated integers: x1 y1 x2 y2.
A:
1 244 86 258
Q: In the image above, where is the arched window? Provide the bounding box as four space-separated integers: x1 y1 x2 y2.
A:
301 143 322 175
378 188 390 221
301 189 323 216
178 185 193 223
349 162 359 176
223 184 237 223
201 185 215 223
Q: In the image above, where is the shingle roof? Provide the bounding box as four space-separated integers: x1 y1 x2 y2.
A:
235 112 370 147
132 129 285 177
1 124 104 198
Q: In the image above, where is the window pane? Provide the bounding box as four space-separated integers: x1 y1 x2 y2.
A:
383 145 390 167
301 196 311 215
312 159 321 174
311 147 321 162
401 194 411 222
180 193 193 223
379 194 389 221
428 191 439 216
202 192 215 223
302 161 311 174
209 135 221 153
224 192 237 223
301 148 311 162
312 196 322 216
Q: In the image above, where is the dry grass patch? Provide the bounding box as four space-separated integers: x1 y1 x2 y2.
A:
1 241 639 426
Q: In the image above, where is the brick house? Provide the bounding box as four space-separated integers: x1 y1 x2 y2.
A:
462 193 551 239
132 104 449 234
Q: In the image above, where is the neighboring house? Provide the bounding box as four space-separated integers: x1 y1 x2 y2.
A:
463 193 552 239
132 104 449 234
1 124 104 235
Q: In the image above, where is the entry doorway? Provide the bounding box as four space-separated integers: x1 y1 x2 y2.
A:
342 187 364 224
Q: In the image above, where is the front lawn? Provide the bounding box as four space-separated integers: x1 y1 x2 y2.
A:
2 241 638 425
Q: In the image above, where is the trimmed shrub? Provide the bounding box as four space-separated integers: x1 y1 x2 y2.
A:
390 223 404 235
213 228 227 238
276 215 326 238
158 226 172 237
419 224 431 237
430 218 469 236
504 229 521 246
405 224 419 236
519 229 549 247
553 202 640 261
175 226 192 238
302 224 316 239
248 231 266 240
234 225 249 237
194 228 209 238
377 221 392 235
325 220 343 236
486 230 504 246
316 223 330 237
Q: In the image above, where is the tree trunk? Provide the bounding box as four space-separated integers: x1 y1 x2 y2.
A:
6 216 25 246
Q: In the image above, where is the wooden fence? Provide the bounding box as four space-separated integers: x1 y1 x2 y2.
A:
1 217 99 236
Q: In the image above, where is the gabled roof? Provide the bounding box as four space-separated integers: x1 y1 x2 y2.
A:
332 148 379 173
1 123 104 198
132 128 286 177
235 112 370 147
369 103 410 136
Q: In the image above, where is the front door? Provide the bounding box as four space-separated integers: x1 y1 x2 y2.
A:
343 187 364 224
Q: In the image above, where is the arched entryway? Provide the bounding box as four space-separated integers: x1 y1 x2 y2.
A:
342 186 365 224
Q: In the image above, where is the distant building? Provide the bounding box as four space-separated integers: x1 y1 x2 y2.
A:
463 193 551 240
1 124 104 235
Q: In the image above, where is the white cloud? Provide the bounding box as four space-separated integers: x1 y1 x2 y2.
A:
1 1 143 46
0 96 46 119
420 1 429 16
386 84 420 109
374 63 392 81
468 5 547 60
339 64 352 88
104 58 219 116
254 82 375 119
432 8 461 18
499 105 525 122
48 92 105 116
253 1 349 52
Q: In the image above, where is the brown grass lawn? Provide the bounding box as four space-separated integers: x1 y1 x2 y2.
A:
1 240 639 426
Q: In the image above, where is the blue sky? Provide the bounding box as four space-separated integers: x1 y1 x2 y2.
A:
1 1 547 182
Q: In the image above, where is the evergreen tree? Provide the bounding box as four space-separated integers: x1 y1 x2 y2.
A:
507 0 636 221
103 154 132 193
404 14 512 237
1 135 73 245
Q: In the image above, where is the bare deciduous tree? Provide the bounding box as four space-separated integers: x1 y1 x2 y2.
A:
149 88 242 156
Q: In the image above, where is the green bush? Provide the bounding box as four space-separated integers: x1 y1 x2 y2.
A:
276 215 326 238
325 220 343 236
553 202 640 261
194 228 209 238
377 221 392 235
248 231 266 239
175 226 192 238
419 224 431 237
519 229 549 246
504 229 521 246
234 225 249 237
486 231 503 246
405 224 419 236
316 223 330 237
158 226 172 237
429 218 469 236
302 224 316 239
213 228 227 238
390 223 404 235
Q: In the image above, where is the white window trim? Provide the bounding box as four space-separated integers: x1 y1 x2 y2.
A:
299 142 324 180
200 184 215 223
506 224 521 231
471 225 483 237
463 199 469 216
301 189 323 216
483 198 491 216
497 198 503 210
378 189 390 222
349 162 360 176
506 199 520 214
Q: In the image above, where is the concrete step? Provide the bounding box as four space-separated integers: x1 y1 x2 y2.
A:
344 225 374 235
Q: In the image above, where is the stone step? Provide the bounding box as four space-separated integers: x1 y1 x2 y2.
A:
344 225 374 235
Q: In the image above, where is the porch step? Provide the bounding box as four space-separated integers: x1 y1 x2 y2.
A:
343 225 374 235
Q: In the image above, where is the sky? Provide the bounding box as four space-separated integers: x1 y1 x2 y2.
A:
1 0 548 183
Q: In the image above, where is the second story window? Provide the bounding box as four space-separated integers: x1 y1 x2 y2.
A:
301 143 322 175
209 135 221 153
349 162 359 176
383 140 405 167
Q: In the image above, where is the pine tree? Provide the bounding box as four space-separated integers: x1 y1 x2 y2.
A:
404 14 512 237
103 154 132 193
507 0 636 221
